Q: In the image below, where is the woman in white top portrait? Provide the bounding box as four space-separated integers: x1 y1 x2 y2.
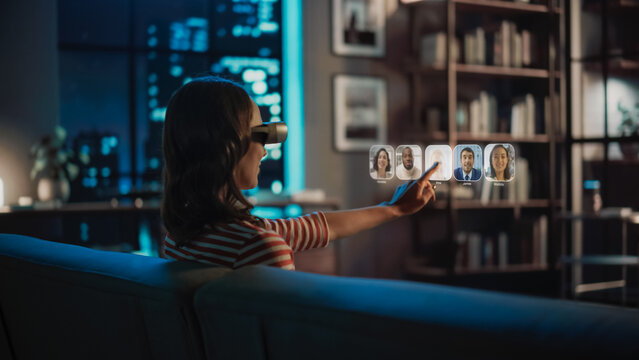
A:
371 147 392 179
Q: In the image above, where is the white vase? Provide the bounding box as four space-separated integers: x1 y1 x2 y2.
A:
37 177 70 203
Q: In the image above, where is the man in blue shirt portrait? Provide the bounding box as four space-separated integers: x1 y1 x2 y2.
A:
454 147 481 181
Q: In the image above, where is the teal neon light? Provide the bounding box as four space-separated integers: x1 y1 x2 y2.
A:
283 0 304 193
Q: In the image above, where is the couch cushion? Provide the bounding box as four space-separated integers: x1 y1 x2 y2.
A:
194 265 639 360
0 233 228 360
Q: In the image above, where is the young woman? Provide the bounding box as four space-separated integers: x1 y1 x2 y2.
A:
162 76 438 270
488 144 511 181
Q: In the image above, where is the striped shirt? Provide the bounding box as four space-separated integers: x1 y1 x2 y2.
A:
163 212 331 271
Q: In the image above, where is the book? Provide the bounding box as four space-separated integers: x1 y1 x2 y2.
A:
425 107 441 132
512 32 523 68
464 32 476 65
456 102 470 132
420 32 446 66
501 21 511 67
539 215 548 266
468 233 482 270
498 232 509 268
522 30 531 66
476 27 486 65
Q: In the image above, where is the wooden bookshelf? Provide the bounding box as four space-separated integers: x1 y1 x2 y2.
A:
400 0 565 285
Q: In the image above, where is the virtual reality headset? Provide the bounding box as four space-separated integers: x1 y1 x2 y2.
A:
251 122 288 145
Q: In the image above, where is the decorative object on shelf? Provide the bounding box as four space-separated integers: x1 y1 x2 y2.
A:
30 125 89 203
332 0 386 57
333 74 387 152
617 101 639 159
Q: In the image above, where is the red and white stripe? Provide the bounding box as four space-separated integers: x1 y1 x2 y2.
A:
163 212 330 271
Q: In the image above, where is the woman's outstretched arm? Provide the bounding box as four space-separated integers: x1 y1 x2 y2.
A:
323 162 439 241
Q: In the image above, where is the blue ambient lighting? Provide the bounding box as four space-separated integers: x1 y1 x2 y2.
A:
170 65 183 77
80 222 89 242
251 206 284 219
271 180 283 194
584 180 601 190
252 81 268 95
285 204 303 217
137 220 155 257
283 0 304 193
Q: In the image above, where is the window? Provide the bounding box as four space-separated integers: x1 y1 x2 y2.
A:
58 0 285 201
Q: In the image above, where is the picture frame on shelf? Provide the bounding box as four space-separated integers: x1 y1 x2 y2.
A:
333 74 387 152
331 0 386 57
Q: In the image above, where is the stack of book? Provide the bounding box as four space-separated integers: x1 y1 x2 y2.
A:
510 95 549 137
455 215 548 270
461 21 537 68
456 91 499 134
456 94 548 137
420 31 459 66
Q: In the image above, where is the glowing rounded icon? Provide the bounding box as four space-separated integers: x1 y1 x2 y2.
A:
453 144 482 182
395 145 422 180
369 145 394 181
484 143 515 182
424 145 452 181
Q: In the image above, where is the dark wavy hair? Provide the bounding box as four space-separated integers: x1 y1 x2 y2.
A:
489 144 511 180
372 148 391 172
162 76 256 247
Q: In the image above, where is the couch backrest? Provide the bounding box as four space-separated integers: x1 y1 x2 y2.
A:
194 266 639 360
0 233 228 360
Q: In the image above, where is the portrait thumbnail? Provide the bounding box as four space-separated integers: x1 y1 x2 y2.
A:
395 145 422 180
424 145 452 181
453 144 482 182
369 145 394 180
484 144 516 182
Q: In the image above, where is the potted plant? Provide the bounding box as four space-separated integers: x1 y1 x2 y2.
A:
617 101 639 160
30 125 89 203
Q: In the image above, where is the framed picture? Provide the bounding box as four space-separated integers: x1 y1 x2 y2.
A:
332 0 386 57
333 75 387 152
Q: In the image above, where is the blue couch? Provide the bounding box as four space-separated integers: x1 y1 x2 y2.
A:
1 233 639 359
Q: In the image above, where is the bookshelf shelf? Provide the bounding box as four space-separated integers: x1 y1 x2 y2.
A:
456 132 549 143
455 263 549 275
456 64 550 78
430 199 557 210
404 257 550 277
406 132 552 143
409 64 552 78
453 0 551 14
560 255 639 266
404 131 448 142
403 0 553 14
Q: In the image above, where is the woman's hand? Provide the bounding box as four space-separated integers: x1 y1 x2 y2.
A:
384 162 439 216
322 163 440 241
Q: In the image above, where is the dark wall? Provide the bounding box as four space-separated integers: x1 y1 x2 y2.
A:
0 0 58 205
303 1 416 278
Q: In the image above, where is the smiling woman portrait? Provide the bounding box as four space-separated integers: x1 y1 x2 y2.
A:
162 76 439 271
486 144 515 182
370 146 393 180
